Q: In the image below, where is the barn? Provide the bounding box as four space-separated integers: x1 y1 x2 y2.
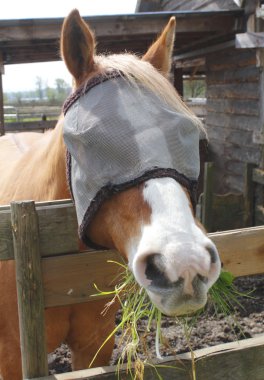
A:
136 0 264 229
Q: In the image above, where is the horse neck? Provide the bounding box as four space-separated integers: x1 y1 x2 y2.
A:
34 118 70 201
1 118 71 204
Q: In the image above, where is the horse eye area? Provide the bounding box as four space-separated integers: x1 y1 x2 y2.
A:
145 254 172 289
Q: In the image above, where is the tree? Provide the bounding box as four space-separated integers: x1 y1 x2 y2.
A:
55 78 68 93
183 77 206 100
46 86 56 103
55 78 71 102
35 76 44 100
3 93 8 104
14 92 22 105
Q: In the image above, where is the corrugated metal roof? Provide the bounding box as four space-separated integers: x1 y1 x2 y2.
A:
136 0 240 12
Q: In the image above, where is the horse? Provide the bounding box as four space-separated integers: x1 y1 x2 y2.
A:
0 10 221 379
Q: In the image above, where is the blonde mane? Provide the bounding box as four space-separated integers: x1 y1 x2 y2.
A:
96 53 205 133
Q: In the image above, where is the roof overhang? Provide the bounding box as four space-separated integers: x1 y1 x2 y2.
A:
0 10 245 66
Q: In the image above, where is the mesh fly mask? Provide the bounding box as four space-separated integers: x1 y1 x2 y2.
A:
63 70 205 248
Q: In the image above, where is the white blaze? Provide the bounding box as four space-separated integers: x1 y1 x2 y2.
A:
128 178 221 311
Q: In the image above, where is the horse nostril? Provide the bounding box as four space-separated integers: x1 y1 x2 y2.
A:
206 244 218 264
145 253 165 280
145 254 171 288
197 274 209 284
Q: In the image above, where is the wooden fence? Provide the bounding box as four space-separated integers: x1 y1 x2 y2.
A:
0 200 264 379
3 101 205 133
4 105 61 121
4 119 57 132
3 105 60 132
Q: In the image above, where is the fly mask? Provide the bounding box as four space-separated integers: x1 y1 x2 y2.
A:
63 70 206 247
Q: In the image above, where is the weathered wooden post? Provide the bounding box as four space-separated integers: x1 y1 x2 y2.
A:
11 201 48 379
201 162 214 232
244 163 255 227
0 52 4 136
173 65 183 97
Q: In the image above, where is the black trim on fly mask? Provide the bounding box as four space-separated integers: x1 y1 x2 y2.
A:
79 169 198 249
63 70 198 249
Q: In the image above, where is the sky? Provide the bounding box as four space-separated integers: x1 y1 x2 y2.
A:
1 0 137 93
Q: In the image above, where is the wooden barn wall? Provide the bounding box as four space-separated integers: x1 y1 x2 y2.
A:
205 47 263 194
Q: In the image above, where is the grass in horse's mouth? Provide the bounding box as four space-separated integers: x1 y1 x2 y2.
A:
91 261 253 380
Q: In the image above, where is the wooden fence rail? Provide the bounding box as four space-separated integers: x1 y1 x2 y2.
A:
0 199 264 379
31 334 264 380
3 105 60 132
5 120 57 132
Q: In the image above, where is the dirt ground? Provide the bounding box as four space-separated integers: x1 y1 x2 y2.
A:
48 274 264 375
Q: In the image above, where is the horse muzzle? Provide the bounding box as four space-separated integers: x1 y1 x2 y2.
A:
132 241 221 316
146 275 209 316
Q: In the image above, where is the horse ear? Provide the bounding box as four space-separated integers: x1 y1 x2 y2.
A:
143 17 176 76
61 9 95 82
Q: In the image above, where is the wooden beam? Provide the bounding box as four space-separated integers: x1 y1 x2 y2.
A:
206 98 259 116
242 0 259 15
0 11 245 64
0 72 4 136
42 250 122 307
0 52 4 136
5 119 57 132
201 162 214 232
258 50 264 148
0 200 79 261
174 57 205 69
11 201 48 379
174 41 235 61
42 225 264 307
1 199 264 278
31 335 264 380
41 223 264 307
173 67 183 96
210 226 264 276
0 12 244 41
253 168 264 185
236 32 264 48
255 205 264 224
254 50 264 146
244 164 255 226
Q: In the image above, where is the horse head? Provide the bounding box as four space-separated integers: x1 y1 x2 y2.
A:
61 10 221 316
